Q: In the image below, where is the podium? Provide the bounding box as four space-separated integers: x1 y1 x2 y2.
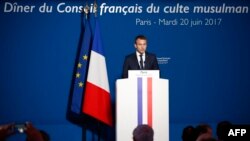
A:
116 70 169 141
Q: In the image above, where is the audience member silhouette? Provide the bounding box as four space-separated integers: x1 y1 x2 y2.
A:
195 124 215 141
39 130 50 141
196 133 217 141
195 124 213 137
0 122 49 141
182 125 197 141
182 121 233 141
25 122 49 141
0 123 15 141
216 121 232 141
133 124 154 141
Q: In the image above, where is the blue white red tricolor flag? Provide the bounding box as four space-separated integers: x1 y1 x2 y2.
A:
137 77 153 127
82 19 113 126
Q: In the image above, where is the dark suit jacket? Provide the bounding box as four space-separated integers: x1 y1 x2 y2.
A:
122 52 159 78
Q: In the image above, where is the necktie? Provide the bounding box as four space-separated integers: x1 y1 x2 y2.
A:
139 54 143 70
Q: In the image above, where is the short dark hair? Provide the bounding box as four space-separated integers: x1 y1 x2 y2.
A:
133 124 154 141
134 35 147 44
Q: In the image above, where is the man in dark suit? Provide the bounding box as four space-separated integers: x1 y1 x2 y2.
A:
122 35 159 78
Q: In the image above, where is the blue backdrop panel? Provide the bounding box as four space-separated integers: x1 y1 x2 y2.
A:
0 0 250 141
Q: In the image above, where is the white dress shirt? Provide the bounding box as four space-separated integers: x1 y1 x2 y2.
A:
136 51 145 68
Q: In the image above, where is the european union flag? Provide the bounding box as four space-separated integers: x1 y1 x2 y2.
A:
70 18 92 114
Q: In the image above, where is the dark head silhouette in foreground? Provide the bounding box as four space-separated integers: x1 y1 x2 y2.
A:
133 124 154 141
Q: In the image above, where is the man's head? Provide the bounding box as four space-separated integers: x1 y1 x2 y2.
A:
134 35 147 54
133 124 154 141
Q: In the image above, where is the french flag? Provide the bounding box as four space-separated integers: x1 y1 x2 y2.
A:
137 77 153 127
82 19 112 126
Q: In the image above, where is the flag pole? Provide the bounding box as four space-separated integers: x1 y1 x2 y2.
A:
83 2 89 20
93 2 102 141
81 2 90 141
93 0 98 18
